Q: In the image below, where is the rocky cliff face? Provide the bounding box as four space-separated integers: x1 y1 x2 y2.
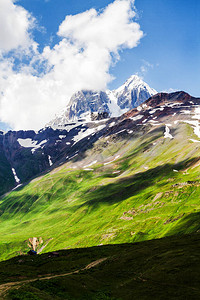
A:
68 90 110 120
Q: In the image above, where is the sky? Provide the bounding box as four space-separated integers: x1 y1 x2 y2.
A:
0 0 199 131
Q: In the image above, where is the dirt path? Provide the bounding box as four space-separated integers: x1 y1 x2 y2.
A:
0 257 107 297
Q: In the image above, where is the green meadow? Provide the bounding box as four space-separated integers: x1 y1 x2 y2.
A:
0 123 200 261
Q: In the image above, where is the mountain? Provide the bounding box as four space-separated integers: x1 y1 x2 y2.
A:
114 74 157 109
0 90 200 196
47 75 157 127
1 90 200 262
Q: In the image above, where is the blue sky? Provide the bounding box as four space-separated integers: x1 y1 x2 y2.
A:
17 0 200 95
0 0 199 130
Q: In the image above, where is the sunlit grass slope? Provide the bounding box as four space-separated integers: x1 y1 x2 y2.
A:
0 123 200 260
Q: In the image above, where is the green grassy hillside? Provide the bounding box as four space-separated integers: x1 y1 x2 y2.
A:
0 123 200 260
0 232 200 299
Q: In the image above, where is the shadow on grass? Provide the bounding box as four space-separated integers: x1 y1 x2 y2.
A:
167 212 200 236
0 194 39 218
2 232 200 300
80 157 198 210
1 157 199 220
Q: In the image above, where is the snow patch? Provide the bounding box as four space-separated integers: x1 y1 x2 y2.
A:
142 119 147 123
115 129 127 135
17 138 48 154
130 115 143 121
113 171 120 174
12 168 20 183
109 122 116 128
48 155 53 166
168 103 181 107
164 125 173 139
190 139 200 143
149 109 156 114
149 107 164 115
73 125 106 144
184 120 200 138
104 155 120 165
84 160 97 168
106 91 125 117
17 138 34 148
59 135 66 139
68 153 78 160
12 184 22 191
149 120 158 123
192 107 200 120
142 104 148 109
181 110 191 114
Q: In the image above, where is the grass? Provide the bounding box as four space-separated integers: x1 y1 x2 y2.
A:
0 232 200 299
0 123 200 261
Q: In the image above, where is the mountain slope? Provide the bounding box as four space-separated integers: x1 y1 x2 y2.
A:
0 75 156 196
0 90 199 196
0 91 200 260
48 75 157 126
1 232 200 299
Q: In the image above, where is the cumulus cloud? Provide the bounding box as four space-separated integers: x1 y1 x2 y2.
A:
0 0 143 130
0 0 36 52
58 0 141 51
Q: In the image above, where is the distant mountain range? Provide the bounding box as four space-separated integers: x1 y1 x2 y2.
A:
47 75 157 128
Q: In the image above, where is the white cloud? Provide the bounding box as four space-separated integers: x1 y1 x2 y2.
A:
139 60 154 78
0 0 36 52
58 0 141 51
0 0 143 130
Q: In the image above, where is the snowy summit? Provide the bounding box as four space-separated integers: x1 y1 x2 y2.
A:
47 75 157 128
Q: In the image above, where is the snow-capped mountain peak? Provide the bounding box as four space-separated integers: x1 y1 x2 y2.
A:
47 75 157 128
115 75 156 92
116 74 143 90
113 75 157 110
